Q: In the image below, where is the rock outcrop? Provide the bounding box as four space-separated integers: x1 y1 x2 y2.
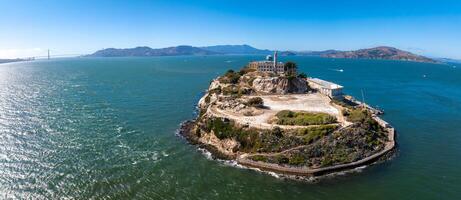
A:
252 77 308 94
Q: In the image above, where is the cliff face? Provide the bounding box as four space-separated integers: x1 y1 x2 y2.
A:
251 76 308 94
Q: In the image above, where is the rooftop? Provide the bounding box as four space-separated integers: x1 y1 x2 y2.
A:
308 78 343 90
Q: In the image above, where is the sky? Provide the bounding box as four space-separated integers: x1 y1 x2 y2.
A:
0 0 460 59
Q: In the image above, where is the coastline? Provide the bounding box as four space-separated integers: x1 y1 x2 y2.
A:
178 114 396 179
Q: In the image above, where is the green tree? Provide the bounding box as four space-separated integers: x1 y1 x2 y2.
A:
297 72 307 79
284 61 297 76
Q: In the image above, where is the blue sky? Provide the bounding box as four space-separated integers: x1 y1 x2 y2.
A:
0 0 460 59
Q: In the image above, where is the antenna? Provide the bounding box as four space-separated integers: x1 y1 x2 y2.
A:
47 49 50 60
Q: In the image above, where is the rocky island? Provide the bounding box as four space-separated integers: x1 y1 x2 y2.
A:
179 53 396 178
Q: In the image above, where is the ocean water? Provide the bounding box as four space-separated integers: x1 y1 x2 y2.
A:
0 56 460 199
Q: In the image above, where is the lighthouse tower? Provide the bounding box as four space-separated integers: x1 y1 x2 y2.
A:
273 51 278 73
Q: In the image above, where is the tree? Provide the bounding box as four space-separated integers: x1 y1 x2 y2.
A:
297 72 307 79
284 61 297 76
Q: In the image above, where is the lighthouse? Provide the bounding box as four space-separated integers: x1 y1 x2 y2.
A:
273 51 278 73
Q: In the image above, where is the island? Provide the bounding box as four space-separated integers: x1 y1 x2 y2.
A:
320 46 436 63
179 52 396 178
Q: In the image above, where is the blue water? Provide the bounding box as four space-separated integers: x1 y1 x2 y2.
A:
0 56 460 199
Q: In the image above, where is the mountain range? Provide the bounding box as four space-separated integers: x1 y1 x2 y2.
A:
88 45 437 63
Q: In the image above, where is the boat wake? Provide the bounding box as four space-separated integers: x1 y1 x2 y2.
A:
330 68 344 72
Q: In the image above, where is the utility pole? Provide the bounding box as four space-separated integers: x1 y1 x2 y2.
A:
47 49 50 60
361 89 366 108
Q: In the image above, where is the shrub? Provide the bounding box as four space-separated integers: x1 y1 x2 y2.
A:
222 85 240 95
219 69 241 84
297 72 307 79
245 97 264 107
271 126 283 138
239 67 256 75
206 118 236 139
209 86 222 95
297 125 338 143
288 154 305 166
276 155 289 164
250 155 268 162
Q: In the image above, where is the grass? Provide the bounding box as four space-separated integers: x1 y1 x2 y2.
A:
275 110 337 126
344 108 369 123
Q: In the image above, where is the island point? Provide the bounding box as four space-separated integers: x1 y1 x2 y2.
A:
180 52 396 178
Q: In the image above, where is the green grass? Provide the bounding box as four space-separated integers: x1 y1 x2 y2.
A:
275 110 337 126
345 108 369 123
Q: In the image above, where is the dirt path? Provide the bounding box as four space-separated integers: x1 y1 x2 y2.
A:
208 93 345 130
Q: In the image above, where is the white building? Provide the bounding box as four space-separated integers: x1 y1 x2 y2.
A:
248 51 296 75
307 78 343 98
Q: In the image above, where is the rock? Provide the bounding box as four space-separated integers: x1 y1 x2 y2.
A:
252 76 307 94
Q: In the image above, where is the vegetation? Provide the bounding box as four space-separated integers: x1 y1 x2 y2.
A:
202 117 307 153
245 97 264 107
204 95 211 103
275 110 337 126
297 72 307 79
208 86 222 95
297 124 338 143
238 67 256 75
250 155 268 162
247 77 257 86
344 108 370 123
284 61 297 76
288 153 305 166
219 69 241 84
221 85 240 96
331 97 357 109
221 85 252 96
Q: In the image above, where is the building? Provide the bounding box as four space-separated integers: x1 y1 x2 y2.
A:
307 78 343 98
248 51 296 75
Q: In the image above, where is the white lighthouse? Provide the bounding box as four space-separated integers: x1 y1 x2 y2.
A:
273 51 278 73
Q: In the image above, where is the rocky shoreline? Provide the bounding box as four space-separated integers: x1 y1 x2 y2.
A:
178 117 396 179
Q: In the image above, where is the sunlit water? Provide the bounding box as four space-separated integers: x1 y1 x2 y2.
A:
0 56 460 199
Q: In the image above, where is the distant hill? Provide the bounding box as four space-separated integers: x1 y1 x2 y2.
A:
88 46 219 57
0 58 34 64
320 46 437 63
200 44 272 55
88 45 438 63
279 50 341 56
